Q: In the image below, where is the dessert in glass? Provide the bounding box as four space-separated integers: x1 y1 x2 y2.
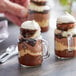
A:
27 0 50 32
18 20 49 67
55 12 76 59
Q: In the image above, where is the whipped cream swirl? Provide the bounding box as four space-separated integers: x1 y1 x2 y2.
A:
29 2 50 12
21 20 40 30
21 20 41 39
57 12 76 24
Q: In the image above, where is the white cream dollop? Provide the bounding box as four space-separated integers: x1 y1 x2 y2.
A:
29 2 50 12
21 20 41 39
21 20 41 30
57 12 76 24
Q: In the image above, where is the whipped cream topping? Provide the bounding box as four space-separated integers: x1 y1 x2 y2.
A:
57 12 76 24
55 27 76 37
21 20 41 39
32 0 47 2
29 2 50 12
21 20 40 30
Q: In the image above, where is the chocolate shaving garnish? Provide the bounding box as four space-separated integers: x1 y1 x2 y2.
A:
19 38 36 46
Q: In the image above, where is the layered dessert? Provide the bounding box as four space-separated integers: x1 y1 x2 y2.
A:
55 13 76 59
18 38 43 66
27 0 50 32
18 20 43 66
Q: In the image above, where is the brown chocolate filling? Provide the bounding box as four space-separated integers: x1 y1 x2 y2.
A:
55 50 76 58
57 23 75 31
41 25 49 32
29 9 50 14
31 0 47 6
19 54 42 66
55 34 65 39
27 10 50 22
20 28 37 38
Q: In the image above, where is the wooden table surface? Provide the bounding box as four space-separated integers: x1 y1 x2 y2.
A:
0 10 76 76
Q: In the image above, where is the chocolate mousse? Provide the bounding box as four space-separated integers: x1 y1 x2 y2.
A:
55 13 76 59
57 23 76 31
31 0 47 5
27 0 50 32
18 20 44 66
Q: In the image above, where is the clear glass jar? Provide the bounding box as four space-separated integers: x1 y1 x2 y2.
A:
55 28 76 59
18 38 50 67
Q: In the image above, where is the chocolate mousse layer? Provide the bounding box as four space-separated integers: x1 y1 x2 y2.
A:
18 38 43 66
28 10 50 21
41 25 49 32
19 54 42 66
20 28 37 38
55 50 76 58
29 10 50 14
57 23 75 31
31 0 47 6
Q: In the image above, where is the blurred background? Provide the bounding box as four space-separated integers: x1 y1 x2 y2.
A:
0 0 76 22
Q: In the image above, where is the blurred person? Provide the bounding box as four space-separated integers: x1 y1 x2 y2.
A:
0 0 30 26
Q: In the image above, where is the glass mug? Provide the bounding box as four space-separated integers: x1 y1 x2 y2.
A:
55 33 76 59
18 38 50 67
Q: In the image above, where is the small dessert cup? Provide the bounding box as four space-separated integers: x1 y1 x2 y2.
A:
18 38 50 67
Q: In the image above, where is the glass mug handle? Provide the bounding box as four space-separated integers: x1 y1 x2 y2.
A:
67 34 73 51
42 39 50 59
